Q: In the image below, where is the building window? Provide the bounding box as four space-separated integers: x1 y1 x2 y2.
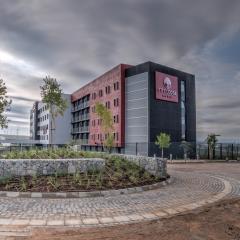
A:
113 115 119 123
92 92 97 100
105 85 111 94
114 82 119 91
181 81 186 140
99 89 103 97
114 98 119 107
113 132 119 141
105 101 110 109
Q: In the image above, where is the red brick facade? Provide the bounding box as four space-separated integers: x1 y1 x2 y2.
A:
71 64 130 147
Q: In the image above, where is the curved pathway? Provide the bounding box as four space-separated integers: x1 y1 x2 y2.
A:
0 163 239 235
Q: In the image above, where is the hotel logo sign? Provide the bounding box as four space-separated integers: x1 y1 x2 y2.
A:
155 72 178 103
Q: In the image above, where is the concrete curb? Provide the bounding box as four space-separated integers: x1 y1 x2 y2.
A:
0 174 233 230
0 175 233 228
167 160 240 164
0 178 171 199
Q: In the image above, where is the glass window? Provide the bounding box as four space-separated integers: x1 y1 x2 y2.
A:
181 81 186 140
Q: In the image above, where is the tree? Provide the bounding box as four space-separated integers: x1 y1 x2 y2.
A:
104 133 115 154
95 102 114 153
155 133 171 159
40 76 68 146
206 134 220 160
0 79 12 129
180 140 193 159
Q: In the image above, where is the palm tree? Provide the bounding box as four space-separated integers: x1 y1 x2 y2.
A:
206 134 220 159
155 133 171 159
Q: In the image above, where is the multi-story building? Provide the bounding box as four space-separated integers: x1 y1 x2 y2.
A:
71 64 130 148
30 101 39 140
71 61 196 156
29 94 72 145
30 61 196 157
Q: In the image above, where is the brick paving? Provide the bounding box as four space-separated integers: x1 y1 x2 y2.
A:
0 163 239 237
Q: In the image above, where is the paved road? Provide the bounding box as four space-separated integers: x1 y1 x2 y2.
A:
0 163 239 238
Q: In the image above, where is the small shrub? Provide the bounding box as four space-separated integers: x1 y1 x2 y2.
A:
19 177 27 191
73 172 81 184
47 176 60 190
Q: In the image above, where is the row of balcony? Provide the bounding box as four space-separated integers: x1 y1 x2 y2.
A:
72 102 90 112
72 126 89 134
71 114 89 122
72 139 89 145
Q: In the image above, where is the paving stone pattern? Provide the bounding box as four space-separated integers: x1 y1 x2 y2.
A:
0 163 239 232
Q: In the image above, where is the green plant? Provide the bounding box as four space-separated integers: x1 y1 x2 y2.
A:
5 183 11 190
155 133 171 159
129 175 138 184
96 172 103 189
73 172 81 184
19 177 27 191
30 174 38 189
104 134 115 154
95 102 115 153
0 78 12 129
206 134 220 160
47 176 60 190
40 76 68 146
86 178 91 189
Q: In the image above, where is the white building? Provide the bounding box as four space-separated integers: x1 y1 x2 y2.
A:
30 94 72 145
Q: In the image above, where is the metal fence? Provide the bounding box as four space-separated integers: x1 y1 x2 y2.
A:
197 143 240 160
1 142 240 160
124 142 240 160
124 142 196 159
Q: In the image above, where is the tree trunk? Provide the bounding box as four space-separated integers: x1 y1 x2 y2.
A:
49 105 55 148
162 148 164 160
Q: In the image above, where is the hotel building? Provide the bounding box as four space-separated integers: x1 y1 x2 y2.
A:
30 61 196 157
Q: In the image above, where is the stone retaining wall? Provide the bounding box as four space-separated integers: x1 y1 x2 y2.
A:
112 154 167 178
0 158 105 178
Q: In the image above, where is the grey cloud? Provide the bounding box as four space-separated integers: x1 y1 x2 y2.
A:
206 101 240 109
1 0 240 140
8 96 37 102
1 0 240 75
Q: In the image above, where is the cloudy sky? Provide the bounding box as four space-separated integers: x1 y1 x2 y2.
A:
0 0 240 141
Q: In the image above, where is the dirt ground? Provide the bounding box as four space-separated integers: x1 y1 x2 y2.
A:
27 198 240 240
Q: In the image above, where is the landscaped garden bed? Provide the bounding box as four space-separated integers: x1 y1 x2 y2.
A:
0 149 168 192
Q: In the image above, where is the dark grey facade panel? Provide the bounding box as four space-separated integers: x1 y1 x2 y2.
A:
125 61 196 157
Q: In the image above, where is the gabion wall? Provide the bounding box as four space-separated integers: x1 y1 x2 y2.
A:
0 158 105 177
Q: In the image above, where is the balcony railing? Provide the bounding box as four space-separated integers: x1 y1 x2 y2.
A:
72 126 89 134
72 101 90 112
76 139 88 145
71 114 89 122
